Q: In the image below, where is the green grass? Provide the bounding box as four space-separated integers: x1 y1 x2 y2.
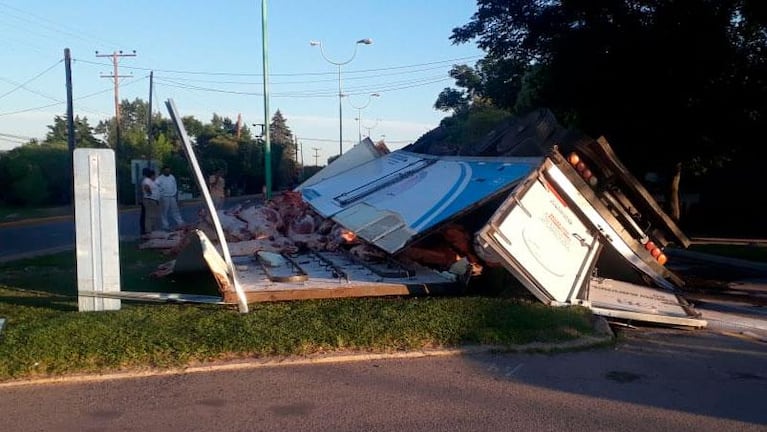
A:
0 244 596 381
689 244 767 264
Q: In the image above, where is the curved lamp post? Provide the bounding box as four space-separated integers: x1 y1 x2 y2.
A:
361 117 381 139
310 38 372 155
348 93 379 143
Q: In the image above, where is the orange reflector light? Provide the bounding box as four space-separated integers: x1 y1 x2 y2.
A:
657 254 668 266
568 153 580 166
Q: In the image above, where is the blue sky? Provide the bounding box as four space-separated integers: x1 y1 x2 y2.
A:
0 0 483 162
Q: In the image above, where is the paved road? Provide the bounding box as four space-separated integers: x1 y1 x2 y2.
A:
0 329 764 432
0 196 261 262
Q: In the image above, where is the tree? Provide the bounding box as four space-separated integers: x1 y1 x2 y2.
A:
448 0 767 229
44 115 103 148
269 110 297 188
0 142 69 205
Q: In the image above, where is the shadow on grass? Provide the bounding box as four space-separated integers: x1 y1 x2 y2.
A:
0 241 222 311
0 293 76 312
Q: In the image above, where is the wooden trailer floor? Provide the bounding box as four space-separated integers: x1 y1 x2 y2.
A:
222 251 461 303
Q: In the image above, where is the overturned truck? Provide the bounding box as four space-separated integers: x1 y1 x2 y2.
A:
147 102 704 327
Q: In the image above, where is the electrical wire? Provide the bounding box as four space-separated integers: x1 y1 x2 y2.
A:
0 1 124 48
0 76 146 117
0 59 62 100
73 55 482 78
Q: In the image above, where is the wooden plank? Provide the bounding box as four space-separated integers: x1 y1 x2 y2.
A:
225 282 461 303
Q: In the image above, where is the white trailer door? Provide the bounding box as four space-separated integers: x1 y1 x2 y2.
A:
476 168 599 304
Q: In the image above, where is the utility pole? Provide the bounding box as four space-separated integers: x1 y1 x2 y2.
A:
312 147 320 167
147 70 153 164
64 48 75 205
299 138 304 179
261 0 272 201
96 50 136 153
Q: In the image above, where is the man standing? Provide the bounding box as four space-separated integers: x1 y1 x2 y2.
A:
156 165 185 230
141 168 160 234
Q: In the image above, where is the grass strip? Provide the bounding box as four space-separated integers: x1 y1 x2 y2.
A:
0 242 595 381
0 293 593 381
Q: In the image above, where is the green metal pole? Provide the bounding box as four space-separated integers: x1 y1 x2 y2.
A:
261 0 272 201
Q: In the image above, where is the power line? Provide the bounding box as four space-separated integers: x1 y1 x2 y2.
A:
0 59 62 100
73 55 482 78
0 76 62 102
153 76 451 98
0 77 146 117
150 63 456 86
0 2 124 48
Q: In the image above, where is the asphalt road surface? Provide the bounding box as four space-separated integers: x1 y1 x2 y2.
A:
0 196 260 261
1 329 765 432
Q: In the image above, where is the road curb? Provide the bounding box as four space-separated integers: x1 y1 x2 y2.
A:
0 336 613 388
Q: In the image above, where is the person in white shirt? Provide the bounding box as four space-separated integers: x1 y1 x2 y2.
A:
155 165 185 230
141 168 160 234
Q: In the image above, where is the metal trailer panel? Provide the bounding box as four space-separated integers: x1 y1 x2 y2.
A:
301 150 540 254
581 137 690 248
74 148 121 312
77 291 226 304
476 167 600 304
296 137 386 190
476 157 704 326
543 163 679 291
585 278 706 327
165 99 249 313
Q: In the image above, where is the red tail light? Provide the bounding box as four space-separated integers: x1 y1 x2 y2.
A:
568 152 598 186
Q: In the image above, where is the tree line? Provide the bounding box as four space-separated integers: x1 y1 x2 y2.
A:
0 98 302 206
429 0 766 237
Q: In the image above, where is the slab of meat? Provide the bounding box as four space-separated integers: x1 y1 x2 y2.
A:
349 244 387 261
226 236 298 256
235 205 283 237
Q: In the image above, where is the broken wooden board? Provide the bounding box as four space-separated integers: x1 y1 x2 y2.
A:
227 251 459 303
170 230 460 304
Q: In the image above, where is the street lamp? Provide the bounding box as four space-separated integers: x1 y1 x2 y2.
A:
361 118 381 139
348 93 379 143
310 38 373 156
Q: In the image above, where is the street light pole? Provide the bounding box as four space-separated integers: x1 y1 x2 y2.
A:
362 118 381 138
310 38 372 156
348 93 379 143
